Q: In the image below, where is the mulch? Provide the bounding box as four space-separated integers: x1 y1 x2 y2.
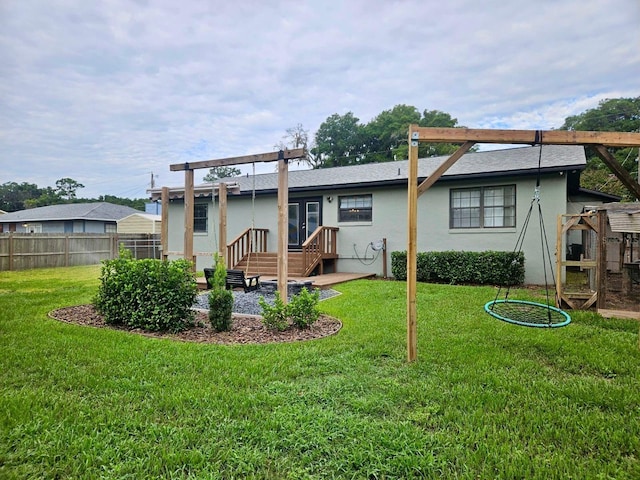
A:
48 305 342 345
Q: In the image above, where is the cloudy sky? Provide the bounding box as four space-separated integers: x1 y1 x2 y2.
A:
1 0 639 199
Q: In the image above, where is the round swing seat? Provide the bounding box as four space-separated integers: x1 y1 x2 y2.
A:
484 299 571 328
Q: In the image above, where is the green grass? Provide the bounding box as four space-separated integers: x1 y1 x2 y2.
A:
1 266 639 479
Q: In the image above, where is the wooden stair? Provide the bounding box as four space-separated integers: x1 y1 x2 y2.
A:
234 252 307 277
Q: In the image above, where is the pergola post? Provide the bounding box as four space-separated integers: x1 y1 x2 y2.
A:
184 167 195 268
219 182 227 262
277 157 289 301
161 186 169 261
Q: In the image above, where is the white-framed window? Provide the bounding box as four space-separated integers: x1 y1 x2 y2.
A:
450 185 516 228
194 204 208 233
104 224 116 233
338 194 372 222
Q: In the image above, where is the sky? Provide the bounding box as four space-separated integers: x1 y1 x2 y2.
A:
1 0 639 200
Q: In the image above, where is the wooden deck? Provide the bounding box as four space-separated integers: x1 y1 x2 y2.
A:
197 272 375 290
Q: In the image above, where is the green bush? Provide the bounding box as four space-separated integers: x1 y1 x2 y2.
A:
391 250 524 286
93 256 198 333
259 291 289 331
208 254 234 332
258 288 321 331
288 287 320 329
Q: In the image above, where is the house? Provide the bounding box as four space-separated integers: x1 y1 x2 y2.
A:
0 202 143 234
117 213 162 234
149 145 616 284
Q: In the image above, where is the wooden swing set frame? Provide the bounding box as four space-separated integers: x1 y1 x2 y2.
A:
406 126 640 362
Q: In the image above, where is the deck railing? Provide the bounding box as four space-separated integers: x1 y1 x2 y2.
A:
301 226 339 276
227 228 269 269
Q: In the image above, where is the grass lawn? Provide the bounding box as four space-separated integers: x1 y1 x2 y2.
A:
1 266 639 479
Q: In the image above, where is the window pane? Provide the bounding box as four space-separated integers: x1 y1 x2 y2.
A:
483 185 515 228
451 189 480 228
339 194 372 222
288 204 299 245
194 204 208 233
451 186 515 229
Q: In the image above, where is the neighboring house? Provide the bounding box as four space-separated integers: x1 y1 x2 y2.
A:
0 202 143 234
117 213 162 234
149 145 616 284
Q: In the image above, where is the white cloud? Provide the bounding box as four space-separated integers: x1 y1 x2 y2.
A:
0 0 638 198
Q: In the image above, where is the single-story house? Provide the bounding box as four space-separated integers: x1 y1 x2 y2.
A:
149 145 617 284
117 213 162 234
0 202 143 234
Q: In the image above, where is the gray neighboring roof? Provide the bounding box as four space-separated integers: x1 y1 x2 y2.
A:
150 145 586 200
0 202 142 223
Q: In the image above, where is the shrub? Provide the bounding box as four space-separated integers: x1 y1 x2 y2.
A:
208 254 234 332
391 250 524 286
93 256 198 333
259 288 321 331
288 287 320 329
259 291 289 331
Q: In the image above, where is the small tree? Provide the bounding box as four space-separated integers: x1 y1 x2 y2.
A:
208 254 234 332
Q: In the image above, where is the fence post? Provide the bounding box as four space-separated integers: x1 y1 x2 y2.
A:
8 233 14 271
65 234 70 267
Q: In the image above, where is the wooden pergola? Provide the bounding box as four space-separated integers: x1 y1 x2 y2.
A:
169 148 306 299
406 127 640 362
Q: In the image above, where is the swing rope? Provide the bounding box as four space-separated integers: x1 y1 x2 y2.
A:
485 132 571 328
245 162 257 274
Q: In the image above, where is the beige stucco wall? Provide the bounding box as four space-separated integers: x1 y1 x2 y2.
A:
165 171 573 284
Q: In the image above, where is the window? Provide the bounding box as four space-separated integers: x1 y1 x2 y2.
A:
450 185 515 228
339 194 372 222
104 224 116 233
194 204 208 233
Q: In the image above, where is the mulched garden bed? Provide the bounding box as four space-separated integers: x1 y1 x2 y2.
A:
49 304 342 345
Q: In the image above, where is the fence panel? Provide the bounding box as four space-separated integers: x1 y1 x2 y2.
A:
0 233 159 271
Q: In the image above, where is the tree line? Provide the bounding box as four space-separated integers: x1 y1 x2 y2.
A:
0 178 146 213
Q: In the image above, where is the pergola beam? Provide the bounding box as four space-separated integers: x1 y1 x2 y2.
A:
413 127 640 147
169 148 306 171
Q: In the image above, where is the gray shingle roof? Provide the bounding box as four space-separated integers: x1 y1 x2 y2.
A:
0 202 142 222
150 145 586 200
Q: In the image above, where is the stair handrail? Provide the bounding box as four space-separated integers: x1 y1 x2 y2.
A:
301 226 339 276
226 228 269 269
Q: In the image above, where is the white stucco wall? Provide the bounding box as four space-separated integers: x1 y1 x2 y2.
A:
165 171 572 284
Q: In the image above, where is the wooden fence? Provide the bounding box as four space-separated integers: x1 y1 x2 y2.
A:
0 233 161 271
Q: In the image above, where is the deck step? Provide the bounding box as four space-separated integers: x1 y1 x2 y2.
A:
234 252 307 277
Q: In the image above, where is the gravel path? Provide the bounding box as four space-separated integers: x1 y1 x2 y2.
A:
194 288 341 316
